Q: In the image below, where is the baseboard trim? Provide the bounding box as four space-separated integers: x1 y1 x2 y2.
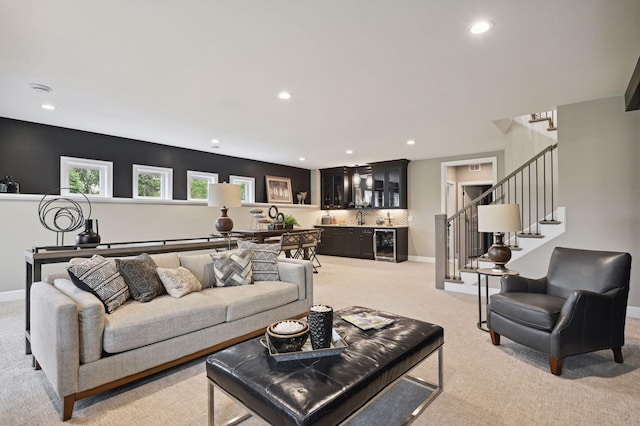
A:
0 289 25 302
408 256 434 263
627 306 640 319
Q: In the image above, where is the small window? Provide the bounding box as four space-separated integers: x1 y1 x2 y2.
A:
187 171 219 201
133 164 173 200
469 164 481 172
60 156 113 197
230 175 255 203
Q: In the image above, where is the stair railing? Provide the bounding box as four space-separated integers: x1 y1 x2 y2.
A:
435 143 558 288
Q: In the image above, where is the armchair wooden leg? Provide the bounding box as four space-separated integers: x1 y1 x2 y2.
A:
548 356 563 375
612 347 623 363
489 329 500 345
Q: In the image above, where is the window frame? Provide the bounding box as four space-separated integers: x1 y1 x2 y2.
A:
132 164 173 200
230 175 255 203
187 170 219 201
60 156 113 197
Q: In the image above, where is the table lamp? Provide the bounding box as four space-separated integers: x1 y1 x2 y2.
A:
477 204 521 272
208 183 242 234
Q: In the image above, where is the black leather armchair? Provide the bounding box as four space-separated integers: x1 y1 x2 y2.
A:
487 247 632 375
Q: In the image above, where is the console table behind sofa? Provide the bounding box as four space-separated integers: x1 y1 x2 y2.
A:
24 236 237 354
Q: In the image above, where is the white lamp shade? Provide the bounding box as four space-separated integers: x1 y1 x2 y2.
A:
477 204 521 232
208 183 242 208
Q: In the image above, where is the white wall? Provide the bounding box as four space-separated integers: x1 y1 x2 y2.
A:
0 196 321 293
510 96 640 307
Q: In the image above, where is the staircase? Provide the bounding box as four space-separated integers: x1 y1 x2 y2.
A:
529 110 557 131
435 143 563 292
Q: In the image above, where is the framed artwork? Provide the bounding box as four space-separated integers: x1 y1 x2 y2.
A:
230 175 255 203
265 175 293 204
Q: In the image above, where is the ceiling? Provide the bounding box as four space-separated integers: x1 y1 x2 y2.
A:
1 1 639 170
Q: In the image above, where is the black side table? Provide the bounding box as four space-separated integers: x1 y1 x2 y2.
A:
476 268 519 332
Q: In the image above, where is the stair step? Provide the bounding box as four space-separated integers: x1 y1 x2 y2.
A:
445 276 464 284
528 118 549 123
546 126 557 131
460 267 478 273
539 220 562 225
506 246 523 251
518 232 545 239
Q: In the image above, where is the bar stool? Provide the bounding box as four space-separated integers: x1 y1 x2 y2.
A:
279 232 302 259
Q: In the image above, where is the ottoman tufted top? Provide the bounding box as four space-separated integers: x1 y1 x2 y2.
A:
206 306 444 426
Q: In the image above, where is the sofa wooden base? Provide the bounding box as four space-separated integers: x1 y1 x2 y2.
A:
46 313 305 421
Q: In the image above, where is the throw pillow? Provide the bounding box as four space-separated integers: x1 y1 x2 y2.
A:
116 253 165 302
211 249 253 287
156 266 202 298
179 253 217 288
67 255 130 313
237 240 280 281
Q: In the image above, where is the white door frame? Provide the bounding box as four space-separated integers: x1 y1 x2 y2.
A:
440 156 497 214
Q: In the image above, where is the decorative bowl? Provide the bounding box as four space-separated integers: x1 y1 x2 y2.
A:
267 320 309 353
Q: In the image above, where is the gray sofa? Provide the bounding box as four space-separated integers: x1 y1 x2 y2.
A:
29 250 313 420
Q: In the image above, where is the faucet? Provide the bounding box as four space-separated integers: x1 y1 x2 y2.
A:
356 211 365 225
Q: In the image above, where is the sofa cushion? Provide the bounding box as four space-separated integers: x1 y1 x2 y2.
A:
237 240 280 281
102 292 227 353
201 281 299 322
180 253 217 287
211 249 253 287
157 266 202 297
116 253 166 302
67 255 130 313
149 252 181 269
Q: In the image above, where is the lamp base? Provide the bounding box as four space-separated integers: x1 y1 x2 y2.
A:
487 232 512 273
215 207 234 235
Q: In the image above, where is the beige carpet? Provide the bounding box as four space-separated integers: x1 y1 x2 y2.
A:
2 256 639 425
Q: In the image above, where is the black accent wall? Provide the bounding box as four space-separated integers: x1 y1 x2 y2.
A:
0 117 311 201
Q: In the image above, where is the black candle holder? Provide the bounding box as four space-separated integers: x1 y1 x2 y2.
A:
308 305 333 349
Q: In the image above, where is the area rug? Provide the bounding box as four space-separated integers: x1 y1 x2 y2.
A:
346 378 436 425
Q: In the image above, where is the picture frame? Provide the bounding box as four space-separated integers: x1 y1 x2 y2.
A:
265 175 293 204
230 175 255 203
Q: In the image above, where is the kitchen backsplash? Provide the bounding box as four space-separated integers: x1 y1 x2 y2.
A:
321 209 408 226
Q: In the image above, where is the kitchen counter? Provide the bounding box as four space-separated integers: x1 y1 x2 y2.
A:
315 224 409 228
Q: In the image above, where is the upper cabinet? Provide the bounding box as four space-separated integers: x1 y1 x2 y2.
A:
371 160 409 209
322 160 409 210
320 166 350 209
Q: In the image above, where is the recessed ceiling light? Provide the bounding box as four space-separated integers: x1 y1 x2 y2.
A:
211 139 220 144
346 150 353 154
470 20 494 34
406 139 416 145
41 103 56 110
299 157 305 161
278 91 292 100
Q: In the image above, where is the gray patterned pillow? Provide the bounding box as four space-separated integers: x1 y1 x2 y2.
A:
67 255 130 313
156 266 202 298
116 253 165 302
237 240 280 281
211 249 253 287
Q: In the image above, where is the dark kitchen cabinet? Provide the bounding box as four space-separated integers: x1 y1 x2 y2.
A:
370 160 409 209
315 226 390 261
320 167 350 209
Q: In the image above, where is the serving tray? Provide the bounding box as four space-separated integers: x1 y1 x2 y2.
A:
261 329 347 362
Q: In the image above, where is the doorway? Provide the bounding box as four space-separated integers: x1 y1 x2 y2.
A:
461 184 493 257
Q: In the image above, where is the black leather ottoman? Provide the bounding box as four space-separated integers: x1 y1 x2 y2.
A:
206 306 444 426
